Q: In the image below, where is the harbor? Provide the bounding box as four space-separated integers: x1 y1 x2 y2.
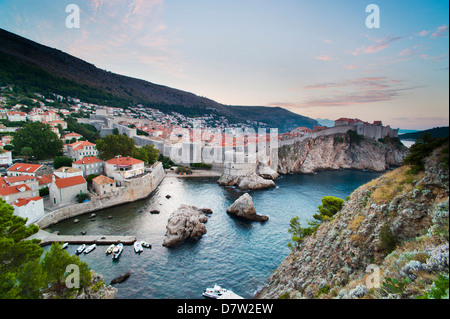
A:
30 229 137 247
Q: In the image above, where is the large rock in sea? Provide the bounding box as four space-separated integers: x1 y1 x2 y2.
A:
227 193 269 222
218 173 275 191
163 205 210 247
257 163 280 180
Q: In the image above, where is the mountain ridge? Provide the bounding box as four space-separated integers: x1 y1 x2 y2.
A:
0 28 318 132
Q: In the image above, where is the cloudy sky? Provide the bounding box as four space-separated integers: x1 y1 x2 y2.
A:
0 0 448 130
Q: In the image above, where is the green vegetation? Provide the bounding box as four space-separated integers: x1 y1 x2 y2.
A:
417 275 449 299
96 134 135 160
176 166 192 175
346 130 365 144
287 196 344 249
378 224 398 255
12 122 63 160
39 187 49 197
190 163 212 170
402 133 449 174
0 199 93 298
76 193 90 203
132 144 160 165
53 156 73 169
65 116 100 142
158 154 175 169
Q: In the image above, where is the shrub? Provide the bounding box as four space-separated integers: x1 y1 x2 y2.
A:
346 130 365 144
379 224 398 255
403 134 449 174
76 193 89 203
190 163 212 170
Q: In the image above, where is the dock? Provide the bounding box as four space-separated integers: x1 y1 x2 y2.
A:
29 230 137 247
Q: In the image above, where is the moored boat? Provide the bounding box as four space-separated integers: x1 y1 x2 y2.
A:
76 244 86 254
134 241 143 253
112 243 123 260
202 284 228 299
106 244 115 254
62 243 69 249
141 241 152 248
84 244 96 254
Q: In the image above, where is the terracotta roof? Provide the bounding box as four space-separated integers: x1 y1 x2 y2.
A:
36 174 57 186
0 184 31 196
13 196 43 207
92 175 115 185
68 141 96 151
72 157 103 165
54 175 86 189
7 163 42 173
3 175 37 184
105 156 143 166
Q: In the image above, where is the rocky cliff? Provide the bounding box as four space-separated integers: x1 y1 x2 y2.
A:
278 133 408 174
257 141 449 299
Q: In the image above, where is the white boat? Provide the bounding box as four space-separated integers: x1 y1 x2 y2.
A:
141 241 152 249
62 243 69 249
76 244 86 254
112 243 123 260
134 241 143 253
202 284 228 299
106 244 115 254
84 244 96 254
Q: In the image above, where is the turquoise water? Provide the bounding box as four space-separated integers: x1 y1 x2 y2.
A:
47 170 382 299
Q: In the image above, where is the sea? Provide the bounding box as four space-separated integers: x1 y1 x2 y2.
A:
47 170 382 299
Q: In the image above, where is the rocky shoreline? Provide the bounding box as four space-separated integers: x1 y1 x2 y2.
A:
256 143 449 299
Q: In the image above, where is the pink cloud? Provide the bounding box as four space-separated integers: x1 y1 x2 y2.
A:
314 54 338 61
351 36 403 55
418 30 429 37
431 25 449 38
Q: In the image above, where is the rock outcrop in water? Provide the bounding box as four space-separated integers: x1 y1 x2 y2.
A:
227 193 269 222
256 141 449 299
218 173 276 191
278 133 408 174
163 205 210 247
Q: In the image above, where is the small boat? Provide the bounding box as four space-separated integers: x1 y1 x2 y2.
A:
202 284 228 299
134 241 143 253
106 244 115 255
76 244 86 254
84 244 96 254
62 243 69 249
141 241 152 249
112 243 123 260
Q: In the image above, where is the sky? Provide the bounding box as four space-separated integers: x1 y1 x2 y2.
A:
0 0 448 130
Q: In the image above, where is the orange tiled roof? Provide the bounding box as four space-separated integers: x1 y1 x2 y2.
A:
92 175 115 185
13 196 43 207
72 157 103 165
0 184 31 196
7 163 42 173
54 175 86 189
105 156 143 166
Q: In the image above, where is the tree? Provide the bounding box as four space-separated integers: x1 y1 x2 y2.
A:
40 242 92 297
12 122 63 160
313 196 345 223
53 156 73 169
142 144 159 165
132 147 148 164
287 196 344 250
0 199 42 298
95 134 135 160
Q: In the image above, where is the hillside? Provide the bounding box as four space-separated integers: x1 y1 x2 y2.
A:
257 137 449 299
400 127 449 140
0 28 317 132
